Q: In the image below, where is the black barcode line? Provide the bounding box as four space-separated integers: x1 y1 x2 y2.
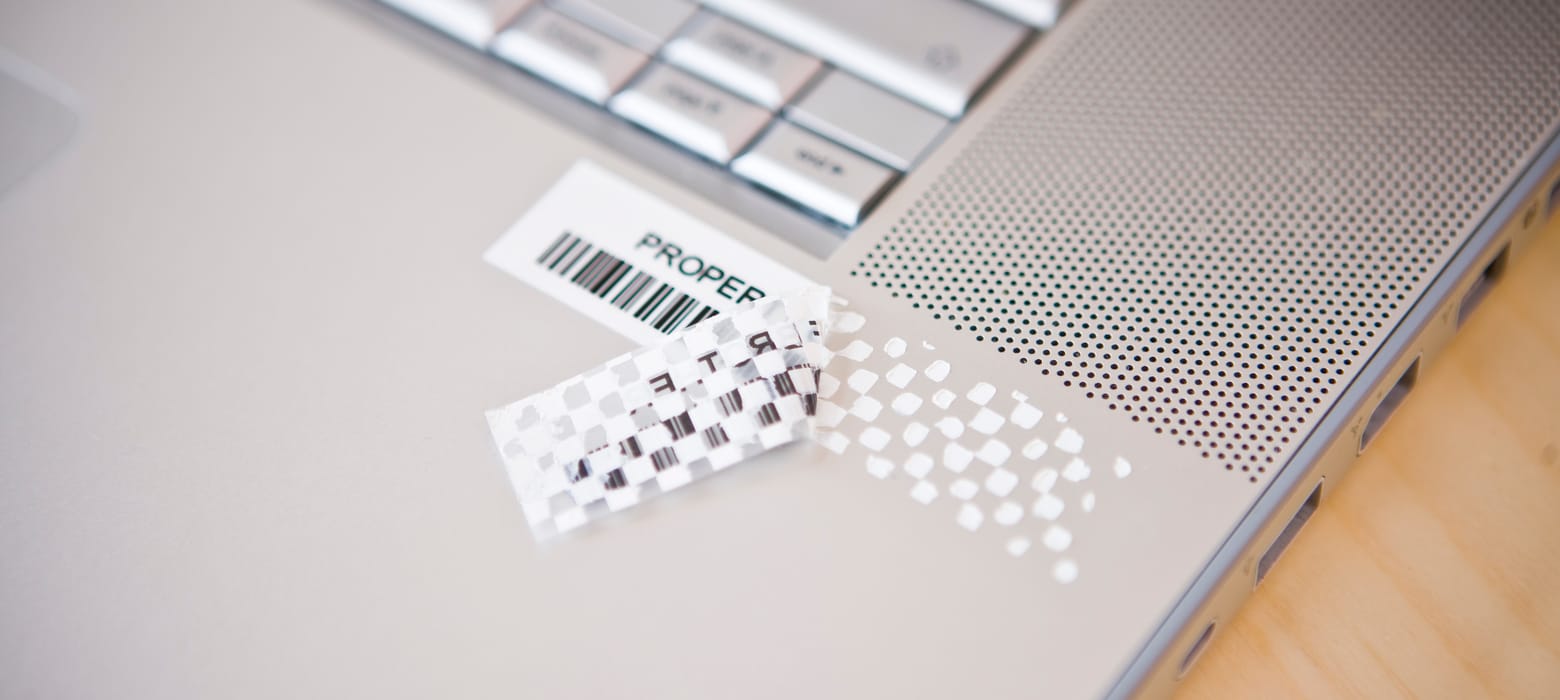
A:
537 231 727 336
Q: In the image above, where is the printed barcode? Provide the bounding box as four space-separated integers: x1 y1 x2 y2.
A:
537 231 721 336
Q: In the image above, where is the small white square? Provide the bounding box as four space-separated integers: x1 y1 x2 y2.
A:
839 339 874 361
956 503 984 532
924 360 950 382
942 442 973 472
910 480 939 505
1031 468 1059 493
976 439 1013 467
1006 536 1031 557
969 408 1005 435
1052 559 1079 584
891 392 924 416
950 478 978 500
1056 427 1085 454
884 363 916 388
849 395 884 421
902 422 930 447
656 464 693 490
847 368 879 394
1113 457 1133 478
993 501 1024 526
1081 491 1097 513
553 507 589 534
814 400 848 429
1043 525 1073 552
817 372 841 399
1062 457 1091 482
1032 492 1065 520
1010 402 1043 429
932 389 956 409
904 453 934 479
966 382 997 406
935 416 965 439
865 456 895 479
832 311 866 333
817 431 850 454
858 426 891 452
984 466 1019 496
883 337 908 357
1022 438 1049 460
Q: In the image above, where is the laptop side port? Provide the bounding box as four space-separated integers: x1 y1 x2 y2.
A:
1176 620 1217 679
1359 357 1419 452
1456 243 1510 327
1255 481 1322 586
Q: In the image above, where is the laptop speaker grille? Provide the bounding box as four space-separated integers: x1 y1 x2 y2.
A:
854 0 1560 481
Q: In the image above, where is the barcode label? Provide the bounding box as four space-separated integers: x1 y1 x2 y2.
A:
485 160 813 346
538 231 722 337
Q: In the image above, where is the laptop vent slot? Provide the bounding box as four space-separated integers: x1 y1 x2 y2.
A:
852 0 1560 483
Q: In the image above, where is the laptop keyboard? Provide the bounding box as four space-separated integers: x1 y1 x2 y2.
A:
377 0 1059 229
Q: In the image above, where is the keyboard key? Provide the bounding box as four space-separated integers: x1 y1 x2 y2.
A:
547 0 698 53
663 12 822 108
698 0 1028 117
491 8 649 104
380 0 534 47
787 69 946 170
970 0 1064 28
609 63 772 163
732 120 895 226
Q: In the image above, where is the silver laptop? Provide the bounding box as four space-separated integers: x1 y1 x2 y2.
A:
3 0 1558 697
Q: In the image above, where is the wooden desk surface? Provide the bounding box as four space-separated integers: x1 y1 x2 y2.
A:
1179 212 1560 698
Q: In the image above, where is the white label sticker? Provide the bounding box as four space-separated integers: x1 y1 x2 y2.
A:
485 161 814 345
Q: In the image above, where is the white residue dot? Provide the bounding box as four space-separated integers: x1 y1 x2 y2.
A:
956 503 984 531
816 431 849 454
1022 438 1050 460
950 478 979 500
984 467 1019 496
1055 413 1069 423
1010 402 1043 430
921 340 936 350
1043 525 1073 552
924 359 951 382
1113 456 1133 478
976 438 1012 466
969 407 1005 435
902 421 930 447
910 480 939 505
858 426 891 452
942 442 973 472
817 372 841 399
904 452 934 479
1052 559 1079 584
849 395 883 421
1032 492 1065 520
1006 536 1031 557
891 392 924 416
883 337 907 357
1031 468 1059 493
839 339 873 362
935 416 965 439
884 363 916 388
865 456 895 479
931 389 956 409
993 501 1024 526
847 369 879 394
833 312 866 333
1082 491 1096 512
966 382 997 405
1056 427 1085 454
1061 457 1091 482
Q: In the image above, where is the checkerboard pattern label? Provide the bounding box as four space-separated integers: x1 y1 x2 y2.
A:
487 288 831 539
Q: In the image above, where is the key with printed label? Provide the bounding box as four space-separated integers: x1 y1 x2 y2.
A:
609 63 772 163
548 0 699 53
732 120 895 226
698 0 1028 118
490 7 649 104
663 12 822 109
381 0 534 47
787 69 947 171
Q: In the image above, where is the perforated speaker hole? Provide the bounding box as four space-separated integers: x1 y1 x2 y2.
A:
853 0 1560 482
